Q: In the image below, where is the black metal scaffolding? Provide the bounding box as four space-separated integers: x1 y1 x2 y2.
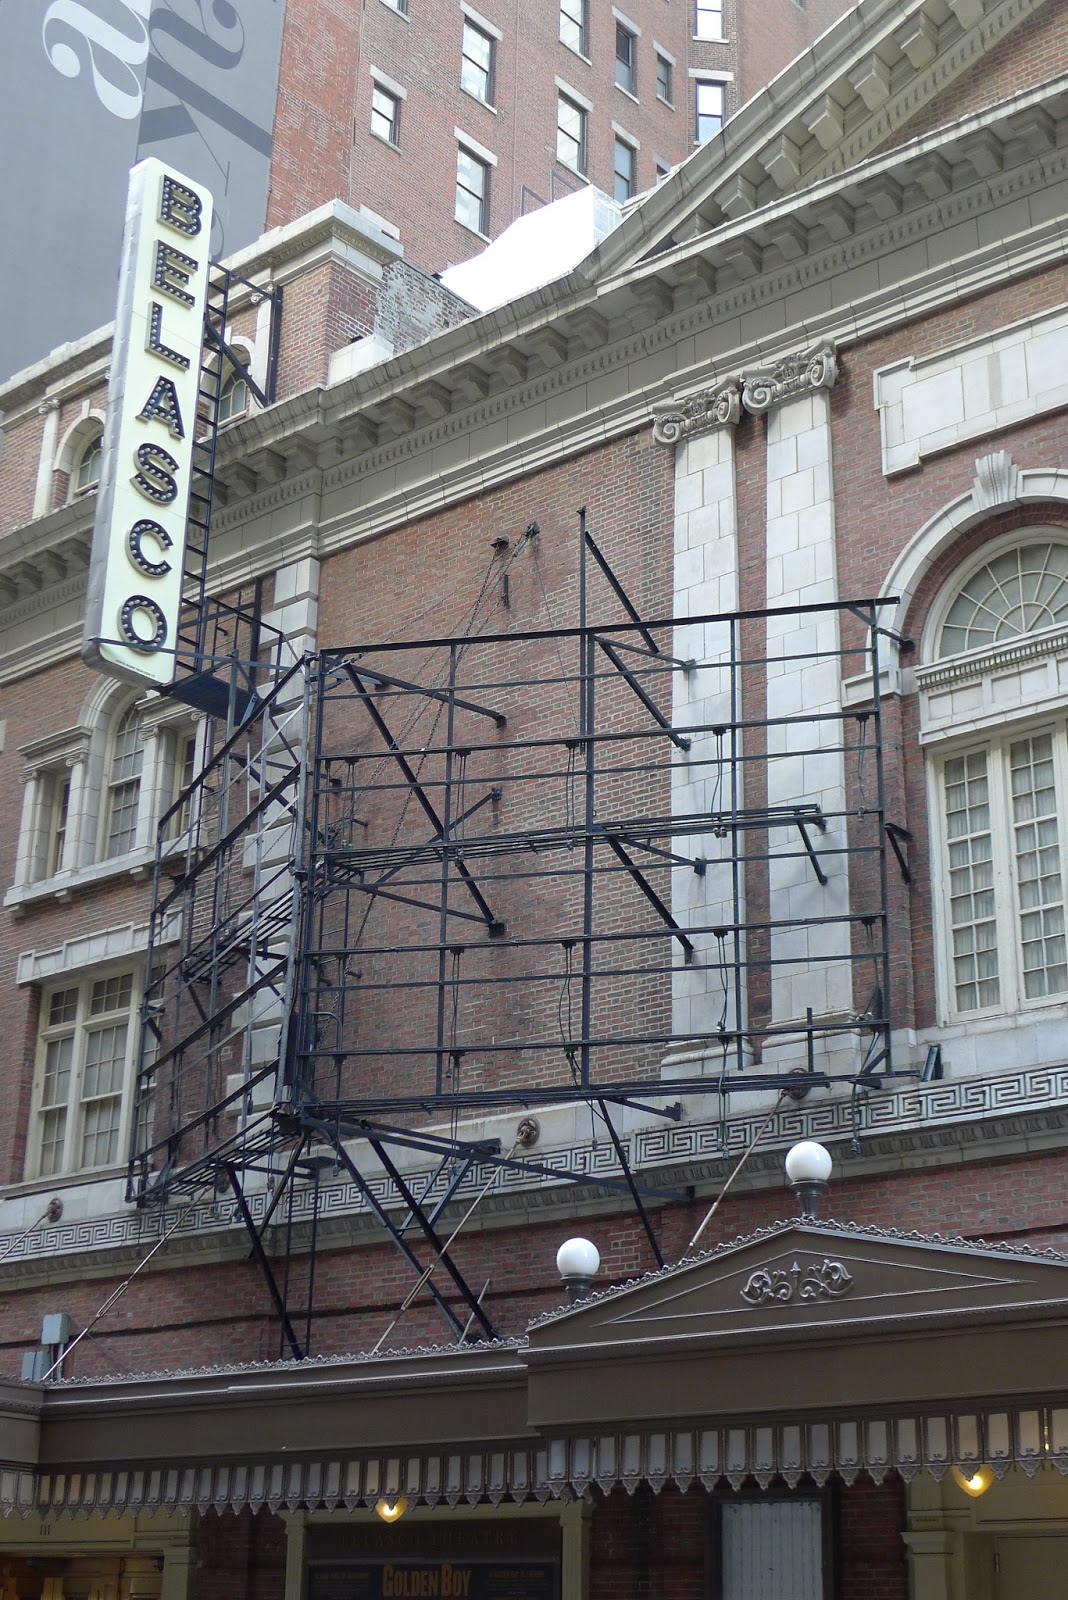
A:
128 516 913 1358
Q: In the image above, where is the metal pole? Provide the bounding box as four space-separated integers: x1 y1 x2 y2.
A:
578 507 594 1088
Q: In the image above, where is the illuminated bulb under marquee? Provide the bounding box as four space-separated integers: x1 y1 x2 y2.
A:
81 158 213 689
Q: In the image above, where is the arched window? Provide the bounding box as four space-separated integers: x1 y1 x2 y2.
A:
927 535 1068 1020
102 703 144 859
218 368 249 425
71 427 103 497
938 541 1068 657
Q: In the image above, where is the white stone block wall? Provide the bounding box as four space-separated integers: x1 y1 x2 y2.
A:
670 426 746 1065
764 391 852 1063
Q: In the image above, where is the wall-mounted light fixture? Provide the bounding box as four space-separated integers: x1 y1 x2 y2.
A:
950 1465 995 1498
374 1497 409 1523
784 1141 833 1219
556 1237 600 1302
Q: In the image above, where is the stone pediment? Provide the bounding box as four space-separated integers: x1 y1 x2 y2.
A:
595 0 1050 278
526 1221 1068 1354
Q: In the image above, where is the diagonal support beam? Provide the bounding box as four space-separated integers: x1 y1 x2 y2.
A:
344 664 504 934
300 1116 468 1341
596 637 691 751
584 532 660 654
226 1164 305 1361
597 1100 664 1268
347 663 506 727
795 819 828 886
601 831 695 962
368 1138 497 1340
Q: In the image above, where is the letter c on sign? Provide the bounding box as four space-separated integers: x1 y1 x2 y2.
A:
119 595 168 653
127 519 173 577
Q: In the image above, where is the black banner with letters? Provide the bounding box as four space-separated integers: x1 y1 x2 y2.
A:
308 1562 559 1600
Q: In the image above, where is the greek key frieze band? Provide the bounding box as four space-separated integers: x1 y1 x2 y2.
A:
653 339 838 443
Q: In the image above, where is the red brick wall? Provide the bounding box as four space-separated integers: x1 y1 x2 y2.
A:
268 0 694 274
195 1510 287 1600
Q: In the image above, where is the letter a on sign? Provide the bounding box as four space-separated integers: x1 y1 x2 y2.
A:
82 158 213 688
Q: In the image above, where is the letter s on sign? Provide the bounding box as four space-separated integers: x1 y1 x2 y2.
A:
42 0 150 120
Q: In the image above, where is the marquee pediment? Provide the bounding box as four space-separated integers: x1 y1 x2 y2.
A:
523 1222 1068 1429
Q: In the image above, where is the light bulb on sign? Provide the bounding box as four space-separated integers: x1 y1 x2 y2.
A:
374 1497 409 1523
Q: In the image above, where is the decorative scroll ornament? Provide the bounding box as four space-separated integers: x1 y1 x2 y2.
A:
740 339 838 416
740 1257 854 1306
653 379 742 444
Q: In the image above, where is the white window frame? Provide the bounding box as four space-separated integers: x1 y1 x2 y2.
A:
6 695 204 910
919 531 1068 1032
28 965 144 1181
930 721 1068 1023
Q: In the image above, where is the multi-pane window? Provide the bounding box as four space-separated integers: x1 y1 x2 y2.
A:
940 730 1068 1016
557 93 587 174
461 20 494 103
103 704 143 859
34 971 136 1177
938 542 1068 657
613 137 636 202
72 431 103 497
695 0 724 38
168 728 199 842
695 79 725 142
455 146 490 235
371 83 401 146
656 53 673 104
218 370 248 424
559 0 588 56
615 23 636 94
381 0 408 13
48 773 71 876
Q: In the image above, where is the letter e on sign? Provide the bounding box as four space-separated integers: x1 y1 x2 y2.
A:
82 158 213 687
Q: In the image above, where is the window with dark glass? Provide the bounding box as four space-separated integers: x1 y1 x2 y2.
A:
656 52 673 104
615 23 636 94
455 146 490 234
613 137 636 202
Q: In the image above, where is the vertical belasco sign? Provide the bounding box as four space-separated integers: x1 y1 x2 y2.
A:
82 157 212 688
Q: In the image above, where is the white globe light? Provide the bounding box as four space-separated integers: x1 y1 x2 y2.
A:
784 1140 833 1184
556 1236 600 1280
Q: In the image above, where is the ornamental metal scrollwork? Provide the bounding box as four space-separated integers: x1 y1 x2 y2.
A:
740 339 838 416
740 1257 854 1306
652 379 741 444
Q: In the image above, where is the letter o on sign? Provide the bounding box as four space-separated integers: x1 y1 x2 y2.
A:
119 594 168 653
